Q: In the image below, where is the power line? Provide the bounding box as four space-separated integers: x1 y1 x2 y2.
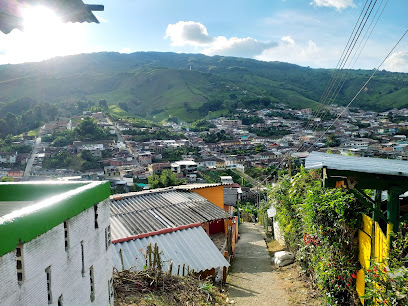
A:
302 0 373 134
305 27 408 152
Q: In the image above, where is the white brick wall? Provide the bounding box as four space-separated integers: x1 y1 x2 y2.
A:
0 199 113 306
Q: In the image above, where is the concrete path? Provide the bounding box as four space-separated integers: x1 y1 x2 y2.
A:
228 222 289 306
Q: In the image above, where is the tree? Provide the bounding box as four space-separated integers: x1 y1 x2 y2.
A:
325 134 340 147
148 169 184 189
99 99 108 109
75 117 105 140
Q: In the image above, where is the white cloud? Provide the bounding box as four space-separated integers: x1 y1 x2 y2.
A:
256 37 332 67
310 0 355 10
383 51 408 73
281 36 295 45
165 21 275 58
165 21 214 46
202 37 276 57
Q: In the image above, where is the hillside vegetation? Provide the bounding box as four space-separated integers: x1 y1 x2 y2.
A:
0 52 407 121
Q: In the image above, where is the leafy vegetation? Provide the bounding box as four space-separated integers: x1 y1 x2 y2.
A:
1 52 407 122
147 169 185 189
361 227 408 305
159 147 198 162
270 169 369 305
200 130 232 143
248 127 290 137
189 119 216 132
0 98 58 138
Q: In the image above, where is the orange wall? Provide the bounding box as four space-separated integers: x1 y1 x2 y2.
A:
192 186 224 210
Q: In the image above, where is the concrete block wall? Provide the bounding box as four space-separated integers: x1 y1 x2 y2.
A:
0 199 113 306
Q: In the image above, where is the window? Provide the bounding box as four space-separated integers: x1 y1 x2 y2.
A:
108 278 114 304
16 243 24 283
81 241 85 277
89 266 95 302
105 225 111 250
94 205 99 229
46 266 52 304
64 221 69 251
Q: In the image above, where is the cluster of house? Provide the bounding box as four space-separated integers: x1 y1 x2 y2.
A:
3 105 408 183
0 181 238 305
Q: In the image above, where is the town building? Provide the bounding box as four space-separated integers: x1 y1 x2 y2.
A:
0 181 113 306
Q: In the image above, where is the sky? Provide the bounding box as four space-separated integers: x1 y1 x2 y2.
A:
1 0 408 72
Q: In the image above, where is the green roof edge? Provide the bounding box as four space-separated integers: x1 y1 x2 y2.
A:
0 181 111 257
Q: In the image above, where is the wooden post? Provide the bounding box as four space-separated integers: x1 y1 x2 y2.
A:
177 264 180 276
168 261 173 276
119 248 124 271
153 243 157 268
187 266 190 275
182 264 185 276
148 243 152 268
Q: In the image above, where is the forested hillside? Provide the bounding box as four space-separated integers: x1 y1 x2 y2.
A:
0 52 407 121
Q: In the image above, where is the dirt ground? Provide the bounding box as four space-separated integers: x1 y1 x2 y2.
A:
268 240 321 305
227 222 320 306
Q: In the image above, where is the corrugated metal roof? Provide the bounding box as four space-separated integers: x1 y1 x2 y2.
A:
175 183 221 190
305 151 408 177
0 0 103 34
110 189 230 241
112 226 229 273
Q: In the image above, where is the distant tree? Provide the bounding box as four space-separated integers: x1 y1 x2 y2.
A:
99 99 108 109
325 134 340 147
118 101 129 112
0 177 14 182
75 117 105 140
148 169 185 189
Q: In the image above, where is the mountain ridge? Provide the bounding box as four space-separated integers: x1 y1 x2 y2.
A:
0 51 407 121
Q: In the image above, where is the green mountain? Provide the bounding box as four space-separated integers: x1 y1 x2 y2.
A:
0 52 407 121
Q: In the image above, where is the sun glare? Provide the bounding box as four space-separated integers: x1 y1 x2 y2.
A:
12 6 86 63
22 6 62 32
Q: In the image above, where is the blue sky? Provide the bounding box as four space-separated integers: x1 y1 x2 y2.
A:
1 0 408 72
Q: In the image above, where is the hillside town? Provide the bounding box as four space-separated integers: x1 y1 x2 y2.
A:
2 105 408 188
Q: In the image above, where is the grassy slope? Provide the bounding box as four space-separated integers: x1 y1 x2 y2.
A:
0 52 408 121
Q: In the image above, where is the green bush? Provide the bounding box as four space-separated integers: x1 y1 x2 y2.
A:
270 169 368 305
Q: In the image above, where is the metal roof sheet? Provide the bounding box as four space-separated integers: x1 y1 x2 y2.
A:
110 189 230 240
112 226 229 273
305 151 408 177
0 0 103 34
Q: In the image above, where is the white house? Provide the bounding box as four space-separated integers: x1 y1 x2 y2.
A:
0 152 17 164
0 181 113 306
171 160 198 181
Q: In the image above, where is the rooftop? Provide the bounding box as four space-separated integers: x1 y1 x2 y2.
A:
0 0 104 34
306 151 408 177
112 226 229 273
0 181 110 256
109 188 230 241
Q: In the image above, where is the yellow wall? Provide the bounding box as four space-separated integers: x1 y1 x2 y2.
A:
192 186 224 210
357 214 390 305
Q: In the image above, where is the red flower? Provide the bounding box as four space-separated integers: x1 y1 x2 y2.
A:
338 276 341 279
367 269 371 272
383 268 387 272
351 272 357 279
374 267 378 273
390 279 395 282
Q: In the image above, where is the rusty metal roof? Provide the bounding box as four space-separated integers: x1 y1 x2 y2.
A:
112 226 230 273
0 0 104 34
110 189 230 241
